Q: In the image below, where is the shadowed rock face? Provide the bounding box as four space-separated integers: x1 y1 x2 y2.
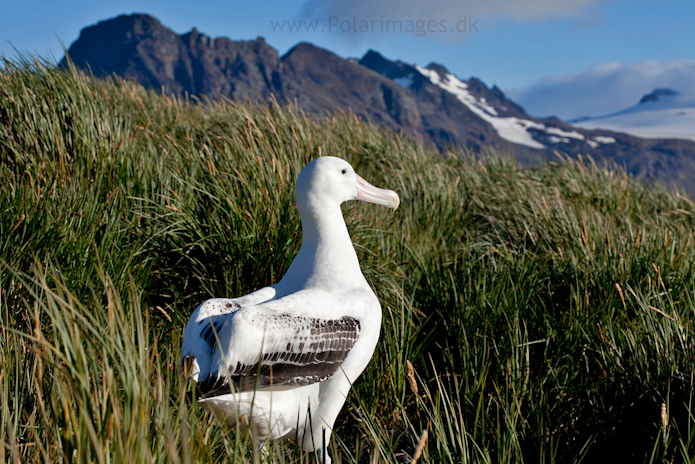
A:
64 14 695 194
63 14 283 100
280 43 423 132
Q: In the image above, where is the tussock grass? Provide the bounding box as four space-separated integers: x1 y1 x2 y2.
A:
2 56 695 463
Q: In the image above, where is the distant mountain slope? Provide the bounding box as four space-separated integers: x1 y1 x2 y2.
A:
574 88 695 142
63 14 695 193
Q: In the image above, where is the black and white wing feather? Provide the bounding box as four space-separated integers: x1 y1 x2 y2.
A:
198 308 360 398
180 287 276 381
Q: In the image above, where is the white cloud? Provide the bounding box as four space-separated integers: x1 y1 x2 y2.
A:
507 59 695 120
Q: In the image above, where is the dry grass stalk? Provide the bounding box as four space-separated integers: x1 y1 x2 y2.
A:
615 283 626 309
411 428 428 464
406 360 418 395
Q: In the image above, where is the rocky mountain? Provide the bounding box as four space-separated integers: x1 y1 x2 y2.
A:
64 14 282 101
62 14 420 137
63 14 695 194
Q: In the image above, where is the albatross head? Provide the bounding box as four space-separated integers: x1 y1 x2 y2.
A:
296 157 400 212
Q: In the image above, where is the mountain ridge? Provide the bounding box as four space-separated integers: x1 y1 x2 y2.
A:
62 13 695 193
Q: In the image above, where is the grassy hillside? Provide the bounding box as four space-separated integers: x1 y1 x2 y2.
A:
2 57 695 463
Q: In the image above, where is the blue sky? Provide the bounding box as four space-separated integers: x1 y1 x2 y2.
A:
2 0 694 118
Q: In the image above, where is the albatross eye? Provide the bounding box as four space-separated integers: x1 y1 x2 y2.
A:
341 169 347 174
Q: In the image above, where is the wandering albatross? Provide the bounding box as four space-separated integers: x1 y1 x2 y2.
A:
180 156 399 463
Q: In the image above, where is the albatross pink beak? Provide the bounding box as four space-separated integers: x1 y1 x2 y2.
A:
354 174 400 211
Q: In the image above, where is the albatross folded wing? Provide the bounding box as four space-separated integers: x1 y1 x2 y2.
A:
198 311 361 398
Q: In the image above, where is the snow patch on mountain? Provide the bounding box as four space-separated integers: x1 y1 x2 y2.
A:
584 136 615 148
593 136 615 144
416 65 546 148
415 66 619 150
548 136 570 143
545 127 584 140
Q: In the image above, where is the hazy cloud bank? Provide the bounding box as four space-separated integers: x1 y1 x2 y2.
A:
507 59 695 120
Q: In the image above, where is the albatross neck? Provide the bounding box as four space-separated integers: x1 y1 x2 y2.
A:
279 201 365 292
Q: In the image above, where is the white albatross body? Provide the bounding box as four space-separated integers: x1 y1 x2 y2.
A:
180 157 399 462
